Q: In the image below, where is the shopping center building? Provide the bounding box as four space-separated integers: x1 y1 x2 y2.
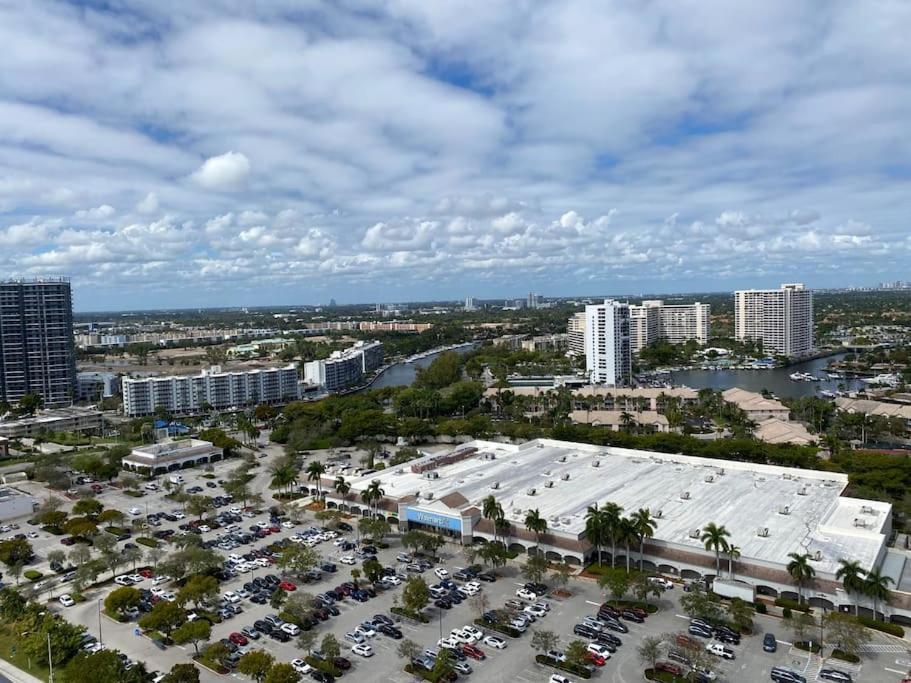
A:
316 438 911 623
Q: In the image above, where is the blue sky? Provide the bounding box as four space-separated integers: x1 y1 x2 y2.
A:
0 1 909 310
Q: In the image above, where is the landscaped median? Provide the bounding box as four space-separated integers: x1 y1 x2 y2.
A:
304 656 341 678
473 619 521 638
643 668 688 682
391 606 430 624
535 654 591 680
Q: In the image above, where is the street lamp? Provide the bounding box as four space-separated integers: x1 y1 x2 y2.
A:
98 599 103 647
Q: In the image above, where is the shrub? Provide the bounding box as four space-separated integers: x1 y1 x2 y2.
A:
305 657 340 677
831 649 861 663
391 606 429 624
858 617 904 637
774 597 810 613
754 602 767 614
136 537 159 548
535 655 592 680
794 641 821 654
105 526 130 536
644 669 689 682
782 607 792 619
24 569 43 581
474 619 521 638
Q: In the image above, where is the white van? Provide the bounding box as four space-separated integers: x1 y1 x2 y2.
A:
168 474 184 485
129 507 141 516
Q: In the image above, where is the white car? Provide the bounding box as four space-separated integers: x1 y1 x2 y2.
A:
59 594 75 607
340 555 356 565
449 629 477 645
586 643 612 659
229 507 242 515
549 676 571 683
355 624 377 639
26 531 38 539
254 558 270 568
172 512 185 520
483 635 507 649
151 587 166 597
705 643 735 660
129 507 141 516
525 604 548 618
114 576 133 586
228 554 243 564
152 575 172 585
383 576 402 586
516 588 537 601
462 583 479 596
282 521 295 529
434 568 449 580
161 592 176 602
223 592 240 603
648 576 675 590
129 574 144 583
281 623 300 636
84 642 104 654
462 625 484 640
437 636 460 649
351 644 373 658
198 525 210 533
533 601 551 612
291 659 311 674
334 538 348 547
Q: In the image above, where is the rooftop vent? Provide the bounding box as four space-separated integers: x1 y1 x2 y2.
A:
424 492 434 500
813 550 823 561
395 468 404 475
558 456 567 463
561 473 571 481
782 473 792 480
853 518 867 528
861 505 874 514
704 475 715 483
544 470 552 476
778 506 790 515
526 488 537 496
544 481 555 488
654 509 663 519
717 468 725 476
592 460 601 468
757 527 770 537
425 471 439 480
680 491 691 500
797 486 808 496
484 453 497 460
490 481 500 490
689 529 701 539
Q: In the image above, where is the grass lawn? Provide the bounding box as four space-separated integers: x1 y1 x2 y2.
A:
0 625 50 681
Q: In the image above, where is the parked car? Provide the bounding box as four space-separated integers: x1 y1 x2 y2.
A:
705 642 735 660
351 644 373 658
763 633 778 652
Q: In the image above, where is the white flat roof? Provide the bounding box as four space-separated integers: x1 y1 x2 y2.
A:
343 438 887 575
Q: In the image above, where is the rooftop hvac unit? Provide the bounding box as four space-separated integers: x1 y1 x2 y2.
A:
592 460 601 468
526 488 537 496
813 550 823 561
861 505 874 514
558 456 567 463
424 492 434 500
778 506 790 515
395 468 404 475
853 518 867 528
544 470 552 476
425 471 439 480
654 509 663 519
490 481 500 490
544 481 555 488
680 491 691 500
717 468 725 476
757 527 769 537
561 473 571 481
704 475 715 483
782 473 792 480
689 528 701 539
797 486 808 496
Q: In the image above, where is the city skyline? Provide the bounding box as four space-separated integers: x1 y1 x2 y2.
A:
1 2 910 309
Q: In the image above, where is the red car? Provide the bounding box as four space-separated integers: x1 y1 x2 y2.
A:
461 644 486 661
228 632 248 646
138 568 154 578
584 651 605 667
60 537 75 546
279 581 297 591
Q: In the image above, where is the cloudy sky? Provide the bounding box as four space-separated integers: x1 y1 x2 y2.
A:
1 1 909 310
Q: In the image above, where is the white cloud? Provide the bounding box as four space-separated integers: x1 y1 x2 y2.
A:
136 192 159 214
190 151 251 190
74 204 115 219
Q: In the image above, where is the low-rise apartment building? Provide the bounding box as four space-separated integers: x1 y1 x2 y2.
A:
0 407 103 439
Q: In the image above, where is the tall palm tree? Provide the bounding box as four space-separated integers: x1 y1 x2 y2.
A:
700 523 731 576
726 544 741 580
584 504 606 566
482 495 504 544
618 517 639 572
630 508 658 570
601 502 624 567
835 559 866 616
494 516 511 547
863 568 893 621
524 508 548 554
334 476 351 497
269 460 296 496
363 480 386 518
786 552 815 605
306 461 326 498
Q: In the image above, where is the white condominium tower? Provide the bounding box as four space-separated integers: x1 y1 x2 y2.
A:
584 300 631 386
734 283 814 357
629 300 710 355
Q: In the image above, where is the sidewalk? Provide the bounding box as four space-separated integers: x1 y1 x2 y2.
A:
0 658 44 683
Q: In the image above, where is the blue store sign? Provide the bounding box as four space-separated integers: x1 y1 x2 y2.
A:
405 507 462 532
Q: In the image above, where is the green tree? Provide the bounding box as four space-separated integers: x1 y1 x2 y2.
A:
104 586 141 617
162 663 200 683
824 612 870 657
402 576 430 614
63 516 98 538
835 559 866 617
564 639 588 668
598 567 631 602
789 611 816 644
98 508 125 529
530 629 559 653
863 567 893 620
362 557 384 584
296 630 318 655
637 635 663 670
700 523 731 576
172 618 212 654
320 633 341 660
123 545 143 571
263 663 301 683
238 651 274 683
62 650 138 683
786 552 816 605
305 461 326 498
177 574 219 609
630 507 658 570
139 600 186 636
680 584 724 622
524 508 548 550
0 538 33 567
73 498 104 517
584 504 606 566
276 543 320 579
521 554 549 586
431 648 455 681
186 495 214 520
728 597 755 632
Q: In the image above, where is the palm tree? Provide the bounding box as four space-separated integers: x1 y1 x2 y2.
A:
363 481 386 518
726 544 741 580
584 504 606 566
601 502 624 567
835 559 865 616
494 516 511 547
700 523 731 576
786 552 815 605
482 495 504 544
524 508 547 554
619 411 635 433
618 517 639 572
306 461 326 499
630 508 657 570
334 476 350 498
863 568 893 621
269 460 297 497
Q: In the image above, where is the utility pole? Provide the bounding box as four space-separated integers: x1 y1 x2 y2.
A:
98 599 103 647
47 633 53 683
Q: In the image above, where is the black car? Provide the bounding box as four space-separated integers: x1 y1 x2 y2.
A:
254 620 272 634
338 522 353 532
435 599 453 609
523 581 547 595
595 632 622 647
818 669 852 683
270 630 290 643
361 545 377 554
763 633 777 652
311 672 334 683
477 572 496 583
379 624 403 639
621 609 644 623
321 562 337 573
688 625 712 638
604 619 629 633
442 646 466 661
573 624 600 639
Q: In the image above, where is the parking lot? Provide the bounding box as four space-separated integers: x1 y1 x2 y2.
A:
12 443 909 683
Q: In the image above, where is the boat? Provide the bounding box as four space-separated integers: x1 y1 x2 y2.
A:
819 389 836 398
826 372 844 380
862 373 901 387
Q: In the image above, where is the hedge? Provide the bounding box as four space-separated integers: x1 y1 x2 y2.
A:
644 668 689 682
602 600 660 614
754 602 767 614
774 597 810 613
105 526 130 536
535 655 591 680
136 537 159 548
831 649 861 664
404 664 449 682
305 656 341 678
391 606 430 624
794 641 821 654
24 570 43 581
858 617 904 637
474 619 521 638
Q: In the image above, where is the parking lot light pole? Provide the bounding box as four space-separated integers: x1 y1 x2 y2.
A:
98 599 103 647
